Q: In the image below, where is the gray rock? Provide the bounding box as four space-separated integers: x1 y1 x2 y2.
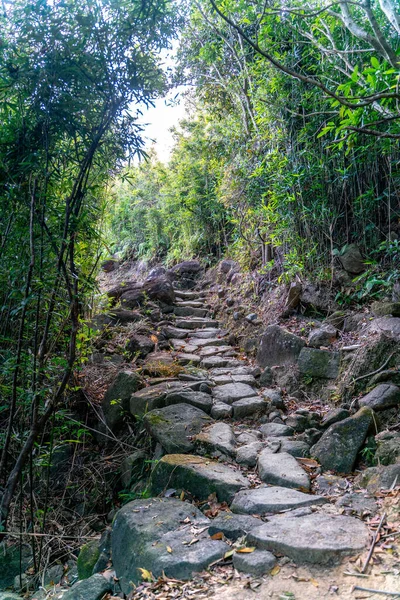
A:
278 439 310 458
126 334 155 359
174 306 208 318
336 492 378 516
102 370 142 430
261 388 285 410
259 367 273 386
170 260 202 276
231 486 326 515
321 408 350 428
61 574 112 600
236 431 261 445
190 329 226 340
211 402 233 419
201 356 242 369
371 301 400 318
120 450 147 488
375 431 400 465
257 325 305 368
236 442 263 467
130 382 185 417
209 513 261 540
150 454 249 502
247 513 369 564
212 383 256 404
176 318 218 330
298 348 340 379
354 463 400 494
195 423 236 457
232 396 268 418
308 324 337 348
212 374 257 386
300 283 335 314
358 384 400 411
338 244 366 274
257 450 310 490
143 404 212 454
0 545 32 590
311 407 374 473
161 326 191 339
112 498 226 593
176 353 201 366
165 390 213 413
260 423 294 437
143 275 175 304
368 317 400 340
233 549 276 576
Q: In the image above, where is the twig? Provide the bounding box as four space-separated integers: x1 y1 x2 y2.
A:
344 571 369 578
361 512 386 574
352 586 400 597
380 530 400 541
353 352 396 383
4 531 99 540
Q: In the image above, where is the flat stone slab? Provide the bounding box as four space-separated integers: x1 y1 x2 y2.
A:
162 326 191 339
176 318 219 330
143 404 212 454
260 423 294 437
236 441 263 467
112 498 227 592
208 513 261 540
176 353 201 366
201 357 242 369
130 382 186 417
170 339 199 352
258 450 310 490
188 337 228 347
232 396 268 418
165 390 213 413
278 439 310 458
61 574 112 600
189 329 227 339
359 383 400 411
175 300 207 308
199 345 236 357
210 367 253 376
150 454 249 503
231 486 326 515
211 402 233 419
174 306 208 318
212 374 257 386
195 422 236 457
213 383 257 404
247 513 369 565
233 549 276 576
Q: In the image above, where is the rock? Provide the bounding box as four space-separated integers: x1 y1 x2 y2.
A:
201 356 242 369
77 540 101 579
170 260 202 277
257 325 305 368
212 374 257 386
235 442 263 467
208 514 261 540
120 450 147 488
176 318 219 330
368 317 400 340
189 336 227 347
165 390 213 413
278 439 310 457
298 427 323 446
336 492 379 516
245 313 258 323
102 370 142 430
112 498 226 593
300 283 335 314
338 244 366 274
233 549 276 576
119 285 146 308
130 382 185 417
308 324 337 348
257 450 310 490
0 545 32 590
231 486 326 515
311 407 374 473
284 282 302 313
298 348 340 379
371 301 400 317
259 367 273 386
220 259 237 274
107 308 142 324
260 423 294 437
232 396 268 418
261 388 285 410
161 326 191 339
321 408 350 428
176 353 201 366
195 423 236 457
0 594 24 600
375 432 400 465
174 306 208 318
247 513 369 564
190 329 226 340
354 463 400 494
60 574 112 600
211 402 233 419
236 431 261 445
358 384 400 411
143 405 212 454
126 334 155 359
143 275 175 304
150 455 249 502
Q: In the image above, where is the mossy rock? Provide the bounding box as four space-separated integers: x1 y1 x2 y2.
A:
77 541 100 580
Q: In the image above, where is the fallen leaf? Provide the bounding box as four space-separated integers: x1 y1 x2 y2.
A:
224 550 234 559
310 577 319 587
210 532 224 540
166 546 173 553
180 490 185 501
270 565 281 576
138 568 153 582
236 547 255 553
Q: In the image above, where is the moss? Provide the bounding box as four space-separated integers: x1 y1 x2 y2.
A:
77 541 100 580
145 413 169 426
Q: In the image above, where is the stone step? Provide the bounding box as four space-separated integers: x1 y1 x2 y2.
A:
175 290 204 300
212 374 257 386
201 356 243 369
188 336 228 347
212 383 258 404
257 449 310 490
173 306 209 318
175 318 219 330
246 513 369 565
199 345 237 358
189 328 228 339
175 300 208 308
231 486 327 515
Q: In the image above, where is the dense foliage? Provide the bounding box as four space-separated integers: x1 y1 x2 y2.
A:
110 0 400 280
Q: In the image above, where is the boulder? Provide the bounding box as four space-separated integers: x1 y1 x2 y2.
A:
150 454 249 503
247 513 369 564
278 439 310 458
126 334 155 359
308 324 337 348
169 260 202 277
300 283 335 314
231 486 326 515
257 325 305 368
233 550 276 576
375 432 400 465
194 423 236 457
143 404 212 454
107 308 142 324
371 301 400 318
337 244 366 275
284 282 302 313
257 450 310 490
368 317 400 340
120 285 145 308
358 384 400 411
143 276 175 305
298 348 340 379
354 463 400 494
60 574 112 600
219 259 238 274
112 498 227 593
0 545 32 590
259 367 273 386
311 407 374 473
208 514 261 541
102 370 142 430
321 408 350 428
